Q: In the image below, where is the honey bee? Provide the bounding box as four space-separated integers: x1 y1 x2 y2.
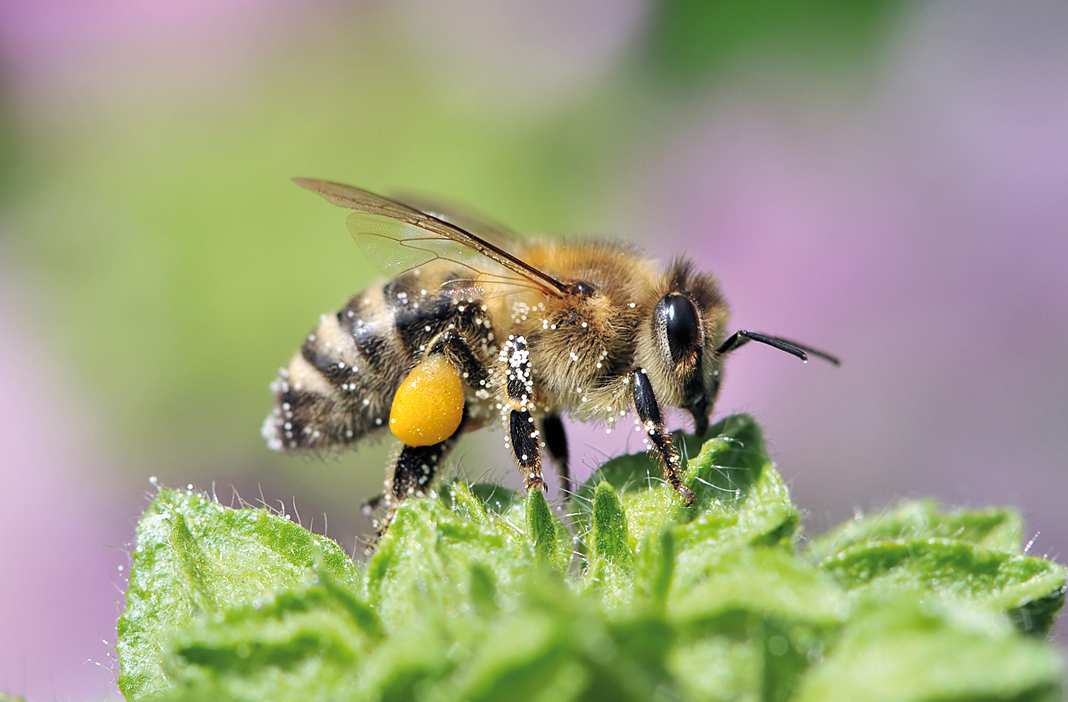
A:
263 179 838 513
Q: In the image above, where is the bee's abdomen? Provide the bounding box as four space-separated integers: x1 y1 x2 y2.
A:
263 275 490 453
262 287 408 452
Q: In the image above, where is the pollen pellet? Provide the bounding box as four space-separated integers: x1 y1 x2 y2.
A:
389 355 465 446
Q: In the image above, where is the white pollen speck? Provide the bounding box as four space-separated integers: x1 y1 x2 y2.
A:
628 302 636 308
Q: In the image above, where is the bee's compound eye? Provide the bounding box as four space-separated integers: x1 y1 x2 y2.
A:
656 293 701 363
389 355 465 446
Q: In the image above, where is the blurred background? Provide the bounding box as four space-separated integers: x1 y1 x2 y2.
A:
2 1 1067 698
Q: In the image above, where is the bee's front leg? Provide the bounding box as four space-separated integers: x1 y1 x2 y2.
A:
631 368 695 505
500 336 546 492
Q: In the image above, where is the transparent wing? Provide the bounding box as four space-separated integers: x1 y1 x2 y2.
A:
386 191 517 246
347 214 546 297
294 178 569 298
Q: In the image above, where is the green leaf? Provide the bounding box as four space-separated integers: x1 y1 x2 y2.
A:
118 416 1067 702
669 548 847 633
570 415 798 566
525 489 570 571
668 548 847 702
808 499 1024 561
585 483 635 604
366 484 527 630
795 596 1064 702
820 539 1067 634
116 488 359 701
158 577 378 702
634 527 675 608
672 416 800 590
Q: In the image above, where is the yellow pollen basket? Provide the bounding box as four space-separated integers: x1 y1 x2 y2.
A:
389 354 465 447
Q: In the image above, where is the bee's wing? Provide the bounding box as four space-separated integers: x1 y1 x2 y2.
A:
293 178 569 298
385 191 517 246
348 225 539 298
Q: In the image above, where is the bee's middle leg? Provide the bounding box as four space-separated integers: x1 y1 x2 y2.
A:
501 336 546 492
540 413 571 495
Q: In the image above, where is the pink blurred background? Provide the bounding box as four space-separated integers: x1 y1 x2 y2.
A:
2 2 1066 699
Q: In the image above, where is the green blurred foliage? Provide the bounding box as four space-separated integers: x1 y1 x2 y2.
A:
117 416 1065 701
641 0 904 88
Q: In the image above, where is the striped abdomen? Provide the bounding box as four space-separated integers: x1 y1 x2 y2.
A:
262 269 492 452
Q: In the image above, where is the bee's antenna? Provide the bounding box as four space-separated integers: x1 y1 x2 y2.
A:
716 330 840 366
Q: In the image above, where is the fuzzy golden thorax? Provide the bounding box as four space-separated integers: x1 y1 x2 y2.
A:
488 242 729 426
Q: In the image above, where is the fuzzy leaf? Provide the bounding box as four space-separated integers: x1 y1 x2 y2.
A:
795 596 1064 702
669 548 847 702
669 548 847 632
808 499 1024 561
156 576 379 702
525 489 570 572
585 483 635 604
366 482 530 630
821 539 1067 634
117 416 1066 702
116 488 359 701
571 415 798 576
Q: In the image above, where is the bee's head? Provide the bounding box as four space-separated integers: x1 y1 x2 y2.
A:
637 259 728 436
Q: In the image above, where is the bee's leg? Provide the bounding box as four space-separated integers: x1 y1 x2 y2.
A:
384 327 489 504
366 425 466 545
631 368 695 505
386 425 465 503
501 336 545 492
540 413 571 495
429 330 492 391
360 492 384 517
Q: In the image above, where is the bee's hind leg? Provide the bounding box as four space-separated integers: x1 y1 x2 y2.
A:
371 330 490 539
386 427 465 503
631 368 695 505
368 415 468 542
